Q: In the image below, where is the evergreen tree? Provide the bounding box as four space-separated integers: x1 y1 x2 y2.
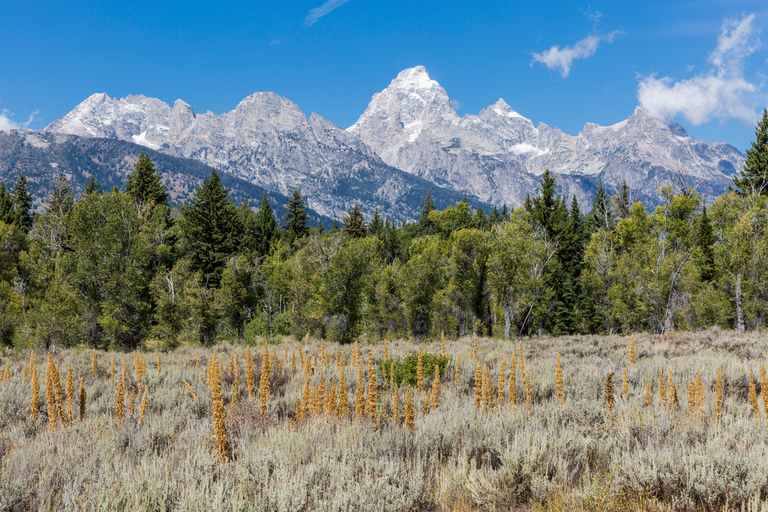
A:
532 170 567 240
501 203 510 221
316 220 325 234
591 180 613 232
11 173 33 230
126 152 169 208
369 208 384 238
181 169 243 286
489 206 501 226
0 182 15 225
473 206 489 231
697 205 716 282
282 189 310 245
343 205 367 239
418 191 436 234
254 195 277 257
84 176 101 195
733 109 768 195
524 193 533 214
614 180 632 220
236 200 259 255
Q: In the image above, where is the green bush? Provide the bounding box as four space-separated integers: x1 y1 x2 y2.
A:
385 352 450 387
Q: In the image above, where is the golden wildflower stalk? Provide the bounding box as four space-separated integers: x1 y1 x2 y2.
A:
339 370 349 417
211 357 231 462
183 379 198 400
622 368 629 401
245 347 255 398
659 368 667 407
556 353 564 406
66 364 74 426
390 361 395 389
629 333 636 366
296 397 305 424
355 365 365 419
605 372 615 413
393 385 399 424
416 350 424 393
52 359 66 429
79 378 86 421
259 341 271 414
688 379 696 415
129 387 136 416
430 366 440 410
46 354 57 431
115 377 125 422
525 371 532 412
509 362 516 407
498 358 505 406
762 362 768 423
92 349 97 377
157 352 162 374
455 353 460 390
646 380 652 410
110 354 115 379
474 362 482 410
405 387 415 431
441 331 446 357
138 388 147 427
30 351 39 420
383 339 389 361
472 335 478 361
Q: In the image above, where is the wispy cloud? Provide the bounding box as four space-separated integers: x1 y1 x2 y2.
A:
531 31 620 78
638 14 762 126
303 0 353 28
0 108 39 131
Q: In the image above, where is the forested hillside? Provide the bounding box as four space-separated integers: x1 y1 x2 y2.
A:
1 110 767 349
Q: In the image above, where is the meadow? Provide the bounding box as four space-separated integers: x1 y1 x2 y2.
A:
1 330 768 512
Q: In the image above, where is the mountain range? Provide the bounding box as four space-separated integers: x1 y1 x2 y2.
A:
0 66 746 221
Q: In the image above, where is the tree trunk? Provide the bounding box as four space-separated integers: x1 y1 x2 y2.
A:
503 306 512 339
736 270 745 332
663 308 674 334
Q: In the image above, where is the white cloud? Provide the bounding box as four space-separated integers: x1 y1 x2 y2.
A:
532 31 619 78
303 0 353 28
638 14 762 126
0 108 38 131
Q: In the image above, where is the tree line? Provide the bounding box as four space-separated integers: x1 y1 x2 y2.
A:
1 110 767 348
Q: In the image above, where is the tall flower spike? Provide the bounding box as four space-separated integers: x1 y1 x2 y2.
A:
556 353 564 406
497 358 505 406
629 333 636 366
605 372 615 413
30 351 39 420
405 387 414 431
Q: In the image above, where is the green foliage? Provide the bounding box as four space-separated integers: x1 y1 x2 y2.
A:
11 172 33 231
282 189 310 245
181 169 243 286
384 352 450 387
342 204 367 239
733 108 768 195
126 152 169 208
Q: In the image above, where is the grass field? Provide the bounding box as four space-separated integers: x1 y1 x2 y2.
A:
2 329 768 511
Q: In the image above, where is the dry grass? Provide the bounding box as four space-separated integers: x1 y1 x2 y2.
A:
1 329 768 511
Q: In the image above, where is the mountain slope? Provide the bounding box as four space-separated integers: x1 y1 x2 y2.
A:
349 66 745 206
0 130 334 224
43 92 486 222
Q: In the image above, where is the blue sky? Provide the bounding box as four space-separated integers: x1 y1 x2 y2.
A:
1 0 767 151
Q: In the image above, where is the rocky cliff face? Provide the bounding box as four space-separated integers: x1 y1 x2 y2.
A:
43 91 477 222
42 66 746 216
349 66 745 206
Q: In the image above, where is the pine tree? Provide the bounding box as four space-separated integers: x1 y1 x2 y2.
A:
733 109 768 195
473 206 489 231
613 180 632 220
342 204 366 239
254 194 277 256
532 170 567 240
418 191 436 234
368 208 384 238
182 169 243 286
84 176 101 195
0 182 15 225
697 204 716 282
12 173 33 230
282 189 310 245
126 152 169 208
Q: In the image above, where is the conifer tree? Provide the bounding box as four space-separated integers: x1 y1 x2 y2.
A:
12 173 33 230
0 182 14 225
254 194 277 256
418 191 436 234
46 173 75 217
733 109 768 195
282 189 310 245
84 176 101 195
182 169 243 286
126 152 169 208
342 204 366 239
368 208 384 238
613 180 632 220
532 170 567 240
